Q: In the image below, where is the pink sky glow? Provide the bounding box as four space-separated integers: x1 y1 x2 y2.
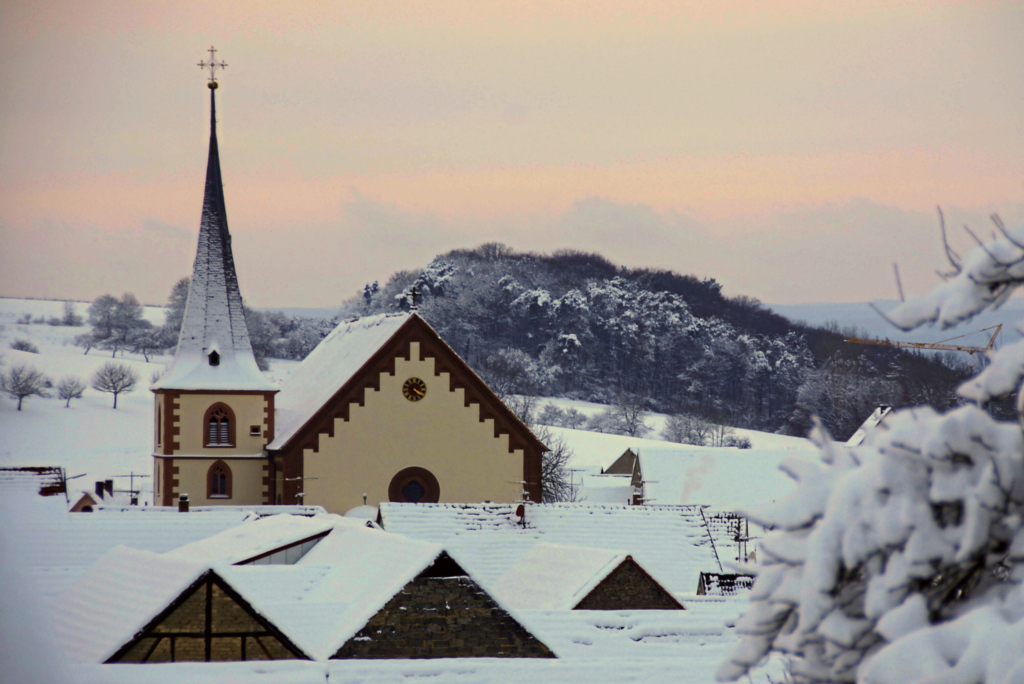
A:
1 1 1021 308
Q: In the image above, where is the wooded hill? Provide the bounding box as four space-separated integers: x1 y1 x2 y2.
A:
341 244 972 440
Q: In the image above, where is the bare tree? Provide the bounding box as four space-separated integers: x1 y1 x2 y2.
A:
2 363 51 410
535 426 575 502
91 362 139 408
592 393 652 437
563 407 586 429
662 412 712 445
57 376 86 408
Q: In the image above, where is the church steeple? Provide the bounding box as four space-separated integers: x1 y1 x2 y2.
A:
155 49 275 392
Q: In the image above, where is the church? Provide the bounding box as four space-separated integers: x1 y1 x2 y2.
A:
152 59 545 514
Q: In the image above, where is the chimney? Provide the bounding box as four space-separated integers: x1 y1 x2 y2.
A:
95 481 105 498
178 494 190 513
104 479 114 496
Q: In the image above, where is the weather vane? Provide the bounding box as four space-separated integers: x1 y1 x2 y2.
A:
198 46 227 89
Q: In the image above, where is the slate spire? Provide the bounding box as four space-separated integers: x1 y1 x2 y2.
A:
155 61 275 392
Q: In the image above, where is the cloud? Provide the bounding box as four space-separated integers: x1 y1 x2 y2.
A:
4 198 1023 309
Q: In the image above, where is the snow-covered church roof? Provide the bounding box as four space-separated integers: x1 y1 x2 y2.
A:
268 312 412 450
154 86 274 392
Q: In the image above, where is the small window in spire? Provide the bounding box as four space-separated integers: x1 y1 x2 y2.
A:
208 351 220 366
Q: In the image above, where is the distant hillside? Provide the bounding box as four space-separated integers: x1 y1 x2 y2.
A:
342 244 973 439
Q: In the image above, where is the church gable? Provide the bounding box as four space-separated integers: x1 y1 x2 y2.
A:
108 571 307 663
274 314 545 506
573 557 683 611
332 553 555 659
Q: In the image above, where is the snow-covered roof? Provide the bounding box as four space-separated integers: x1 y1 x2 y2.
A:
154 89 274 392
0 466 66 499
13 508 254 597
268 312 412 450
634 446 801 510
292 520 444 659
53 546 207 663
517 597 748 662
163 513 349 565
379 503 718 593
575 473 634 505
698 572 754 597
262 523 446 659
493 542 629 610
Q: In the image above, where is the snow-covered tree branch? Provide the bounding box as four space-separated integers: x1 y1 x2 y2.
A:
720 215 1024 684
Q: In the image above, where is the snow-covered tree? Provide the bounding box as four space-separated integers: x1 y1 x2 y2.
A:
719 215 1024 684
56 376 86 408
76 293 151 357
61 301 83 327
91 362 138 409
158 277 190 348
1 363 51 410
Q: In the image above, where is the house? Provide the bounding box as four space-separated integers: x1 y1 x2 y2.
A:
52 518 555 662
291 524 554 659
493 542 683 610
53 546 310 663
69 479 133 512
152 77 544 513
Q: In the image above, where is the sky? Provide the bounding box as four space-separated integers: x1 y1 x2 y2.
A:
1 0 1021 309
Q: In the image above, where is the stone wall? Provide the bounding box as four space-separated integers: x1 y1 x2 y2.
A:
111 573 301 663
575 558 682 610
334 576 555 659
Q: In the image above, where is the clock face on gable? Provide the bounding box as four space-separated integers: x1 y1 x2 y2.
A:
402 377 427 402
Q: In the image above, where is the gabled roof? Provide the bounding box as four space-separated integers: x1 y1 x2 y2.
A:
288 524 449 659
54 546 207 663
54 545 316 664
268 312 546 460
379 503 718 594
494 542 630 610
154 86 273 392
604 449 637 475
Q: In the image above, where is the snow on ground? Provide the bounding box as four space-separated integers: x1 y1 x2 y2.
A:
535 395 818 451
0 297 299 504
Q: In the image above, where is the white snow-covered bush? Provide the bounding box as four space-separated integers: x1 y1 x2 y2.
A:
719 215 1024 684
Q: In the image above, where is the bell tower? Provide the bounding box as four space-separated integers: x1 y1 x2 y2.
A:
151 48 278 507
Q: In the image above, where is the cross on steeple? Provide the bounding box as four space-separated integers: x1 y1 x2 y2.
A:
409 287 422 311
198 45 227 87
